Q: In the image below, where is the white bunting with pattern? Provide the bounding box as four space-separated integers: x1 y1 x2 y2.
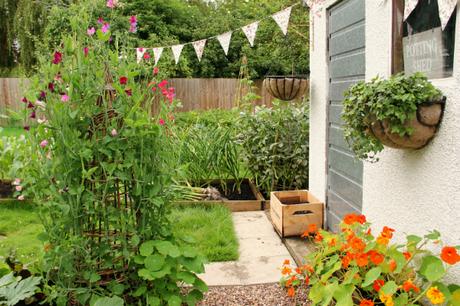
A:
217 31 233 56
171 44 185 64
192 39 207 62
153 47 163 65
272 6 293 36
136 48 146 63
242 21 259 47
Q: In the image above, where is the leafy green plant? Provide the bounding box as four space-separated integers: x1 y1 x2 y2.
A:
342 73 443 161
21 2 207 304
0 272 42 306
237 100 309 195
0 135 31 181
280 214 460 305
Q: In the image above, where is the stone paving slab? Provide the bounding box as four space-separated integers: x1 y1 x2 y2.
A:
199 211 295 286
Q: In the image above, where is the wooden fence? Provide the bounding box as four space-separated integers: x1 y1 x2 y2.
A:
0 78 307 125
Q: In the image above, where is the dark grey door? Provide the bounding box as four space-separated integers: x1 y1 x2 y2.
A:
326 0 365 231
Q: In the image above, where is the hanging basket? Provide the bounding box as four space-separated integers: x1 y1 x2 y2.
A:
368 97 446 149
263 76 309 101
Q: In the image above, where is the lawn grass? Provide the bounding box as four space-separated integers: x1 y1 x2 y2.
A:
0 201 238 269
0 200 44 267
0 127 27 137
171 204 239 262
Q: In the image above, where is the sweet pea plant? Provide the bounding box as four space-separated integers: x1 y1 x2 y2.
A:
281 215 460 306
21 2 206 305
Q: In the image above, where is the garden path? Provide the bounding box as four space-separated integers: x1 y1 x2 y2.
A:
199 211 295 286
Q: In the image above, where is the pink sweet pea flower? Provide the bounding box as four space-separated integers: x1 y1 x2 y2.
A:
48 82 55 92
13 178 21 186
87 27 96 36
97 17 104 24
102 23 110 33
153 67 159 75
18 195 25 201
111 129 118 136
143 52 150 60
158 80 168 88
52 52 62 64
15 185 23 192
61 94 69 102
40 140 49 148
30 111 36 119
125 88 132 96
23 126 30 131
129 16 137 33
84 47 89 57
159 118 165 126
119 76 128 85
106 0 117 8
21 97 28 103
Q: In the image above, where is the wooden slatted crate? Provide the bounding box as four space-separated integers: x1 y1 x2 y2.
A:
270 190 324 237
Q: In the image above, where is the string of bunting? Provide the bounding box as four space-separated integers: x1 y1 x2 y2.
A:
404 0 456 30
136 2 301 64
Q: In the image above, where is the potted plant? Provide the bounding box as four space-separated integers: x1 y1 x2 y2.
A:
342 73 445 161
264 75 309 101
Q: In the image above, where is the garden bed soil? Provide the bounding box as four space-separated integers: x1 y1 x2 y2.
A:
174 179 265 212
0 180 14 198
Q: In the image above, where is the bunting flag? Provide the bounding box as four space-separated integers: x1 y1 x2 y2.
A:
136 48 146 63
153 47 163 65
192 39 207 62
404 0 419 20
217 31 232 55
438 0 457 30
171 44 184 64
272 6 293 36
242 21 259 47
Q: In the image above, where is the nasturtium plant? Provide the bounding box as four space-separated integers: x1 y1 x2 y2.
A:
342 73 443 161
280 215 460 306
21 1 206 304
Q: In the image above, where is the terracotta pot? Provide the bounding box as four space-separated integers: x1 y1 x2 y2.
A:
263 76 309 101
369 97 445 149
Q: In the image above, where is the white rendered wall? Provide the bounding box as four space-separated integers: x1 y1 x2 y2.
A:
309 0 460 282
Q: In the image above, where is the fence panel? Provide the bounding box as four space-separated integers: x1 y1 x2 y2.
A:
0 78 307 125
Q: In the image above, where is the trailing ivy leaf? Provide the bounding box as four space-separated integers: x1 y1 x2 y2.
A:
419 256 445 282
362 267 382 287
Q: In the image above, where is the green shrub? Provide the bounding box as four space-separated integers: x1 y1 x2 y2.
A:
237 100 309 195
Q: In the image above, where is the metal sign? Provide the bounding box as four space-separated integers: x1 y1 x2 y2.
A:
403 27 446 79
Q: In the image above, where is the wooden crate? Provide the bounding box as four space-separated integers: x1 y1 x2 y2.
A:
270 190 324 237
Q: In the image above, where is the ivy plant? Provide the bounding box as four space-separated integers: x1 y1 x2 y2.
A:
342 73 443 161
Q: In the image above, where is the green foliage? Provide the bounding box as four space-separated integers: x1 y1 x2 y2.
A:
237 100 309 194
0 272 41 306
342 73 443 161
171 205 239 262
4 0 309 78
21 2 206 303
0 135 31 180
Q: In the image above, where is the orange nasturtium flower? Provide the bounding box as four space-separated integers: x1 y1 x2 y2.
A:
402 279 420 293
381 226 395 238
350 237 366 252
440 246 460 265
308 223 318 233
356 253 369 267
281 266 292 275
426 286 445 304
314 232 323 242
368 250 384 265
328 237 337 247
342 253 354 268
283 259 290 266
373 279 385 292
379 292 394 306
377 235 390 246
388 259 397 272
360 299 374 306
287 286 295 297
403 252 412 260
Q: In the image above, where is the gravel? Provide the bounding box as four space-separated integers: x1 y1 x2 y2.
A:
197 283 311 306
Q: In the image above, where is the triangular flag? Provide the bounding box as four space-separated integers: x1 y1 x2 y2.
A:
404 0 419 20
216 31 232 56
438 0 457 30
192 39 207 62
171 44 184 65
242 22 259 47
153 47 163 65
136 48 146 63
272 6 293 36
